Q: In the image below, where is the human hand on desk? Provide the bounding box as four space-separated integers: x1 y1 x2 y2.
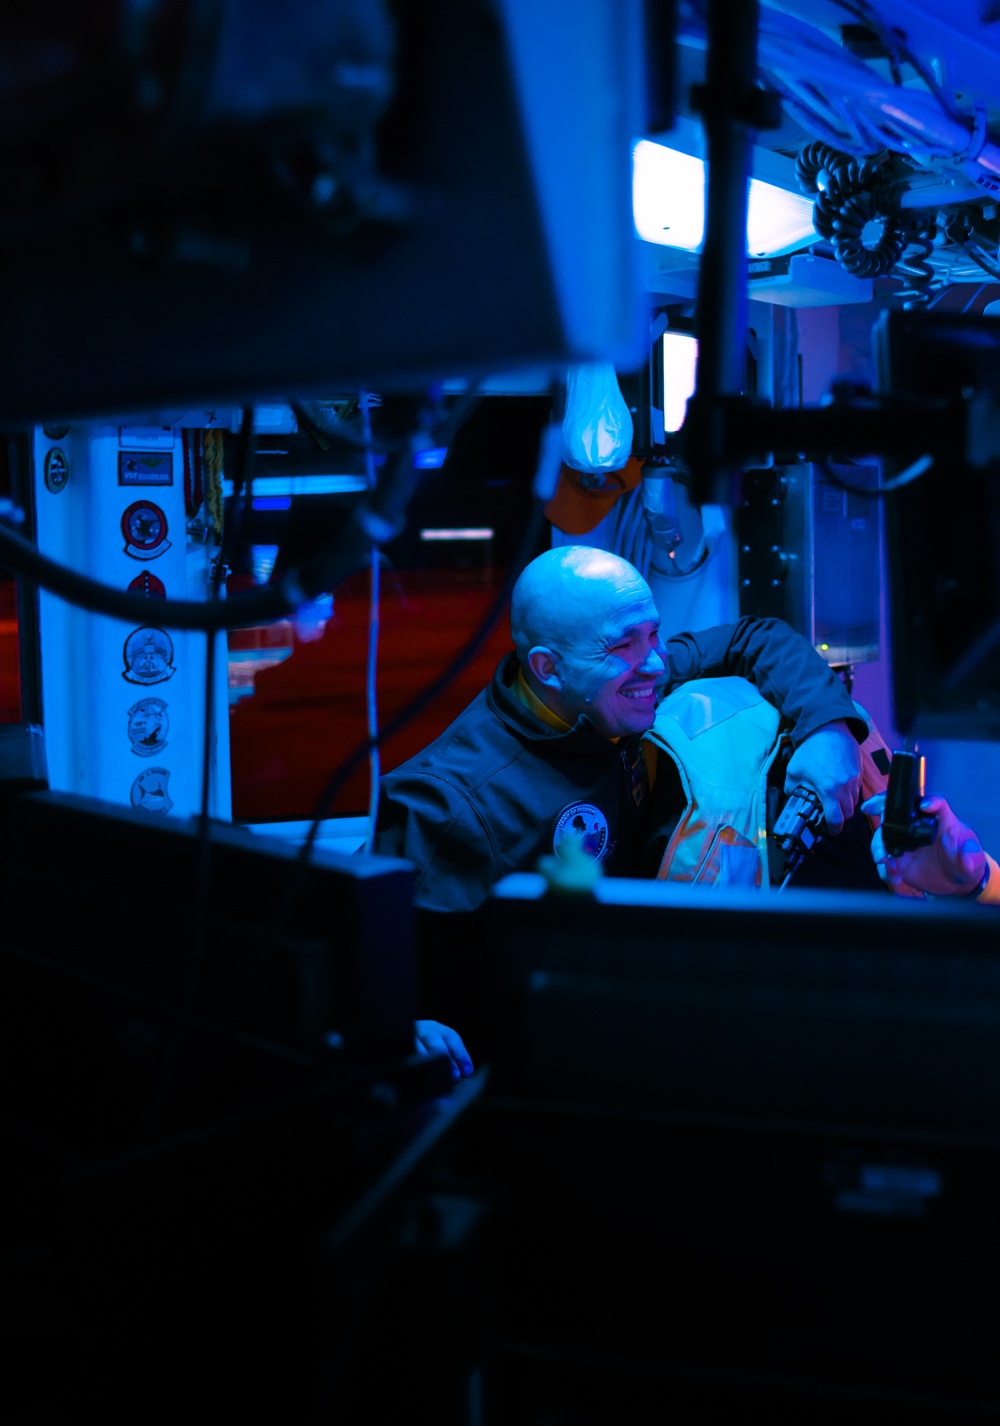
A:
862 791 988 898
783 719 862 834
415 1020 475 1081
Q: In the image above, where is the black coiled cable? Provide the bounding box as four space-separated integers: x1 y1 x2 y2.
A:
795 141 907 278
832 185 906 277
893 213 938 305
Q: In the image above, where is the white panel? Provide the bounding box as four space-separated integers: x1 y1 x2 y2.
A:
33 424 231 821
498 0 646 365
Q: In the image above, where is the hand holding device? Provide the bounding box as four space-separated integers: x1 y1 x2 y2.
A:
783 719 862 834
880 751 938 856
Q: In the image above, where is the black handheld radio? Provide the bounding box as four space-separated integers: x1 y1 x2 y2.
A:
881 750 939 856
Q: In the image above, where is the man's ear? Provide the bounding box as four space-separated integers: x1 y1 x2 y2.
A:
527 646 561 690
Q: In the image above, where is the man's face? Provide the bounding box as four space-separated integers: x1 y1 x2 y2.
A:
550 577 666 738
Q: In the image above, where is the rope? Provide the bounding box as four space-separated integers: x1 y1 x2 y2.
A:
203 428 225 545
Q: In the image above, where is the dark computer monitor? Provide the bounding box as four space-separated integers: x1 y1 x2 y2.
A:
490 871 1000 1142
1 788 418 1151
875 309 1000 739
483 873 1000 1415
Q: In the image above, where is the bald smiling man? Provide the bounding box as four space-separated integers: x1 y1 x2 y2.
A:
375 546 866 914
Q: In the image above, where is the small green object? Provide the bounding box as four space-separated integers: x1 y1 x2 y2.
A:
536 834 603 896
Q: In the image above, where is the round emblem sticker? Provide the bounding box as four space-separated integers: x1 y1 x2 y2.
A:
122 626 176 685
121 500 171 560
127 697 169 758
130 767 173 815
127 571 167 599
44 447 69 494
553 802 611 863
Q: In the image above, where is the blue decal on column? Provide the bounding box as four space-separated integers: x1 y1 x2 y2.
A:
130 767 173 814
122 500 171 560
127 698 169 758
127 571 167 598
119 451 173 486
123 626 176 685
44 447 69 494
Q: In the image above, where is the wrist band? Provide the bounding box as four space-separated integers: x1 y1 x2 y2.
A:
924 859 990 901
968 859 991 900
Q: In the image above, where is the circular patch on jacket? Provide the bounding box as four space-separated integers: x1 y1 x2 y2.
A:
121 500 170 560
553 802 611 862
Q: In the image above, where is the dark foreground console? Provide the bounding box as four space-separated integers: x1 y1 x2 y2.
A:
466 875 1000 1423
1 790 483 1423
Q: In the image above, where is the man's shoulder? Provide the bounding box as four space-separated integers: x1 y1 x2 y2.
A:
384 678 530 797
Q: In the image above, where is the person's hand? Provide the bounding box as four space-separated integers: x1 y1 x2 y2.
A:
784 719 862 834
414 1020 474 1081
862 792 986 897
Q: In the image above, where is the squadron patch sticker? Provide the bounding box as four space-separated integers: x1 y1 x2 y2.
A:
119 451 173 486
127 698 169 758
44 447 69 494
122 626 176 685
121 500 170 560
130 766 173 815
127 571 167 599
553 802 611 863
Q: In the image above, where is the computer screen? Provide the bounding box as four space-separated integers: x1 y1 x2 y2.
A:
490 872 1000 1143
875 309 1000 739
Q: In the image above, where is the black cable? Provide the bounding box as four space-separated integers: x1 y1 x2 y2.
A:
0 433 415 631
961 282 990 314
217 405 257 583
0 518 295 629
827 0 965 124
949 232 1000 283
143 624 217 1139
818 456 934 497
0 387 483 631
292 400 407 456
292 387 482 459
796 142 907 278
270 496 547 943
893 213 938 305
433 385 484 449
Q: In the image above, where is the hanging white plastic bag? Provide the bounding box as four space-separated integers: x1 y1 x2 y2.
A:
561 363 633 475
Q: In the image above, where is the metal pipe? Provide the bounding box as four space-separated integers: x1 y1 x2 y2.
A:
687 0 761 504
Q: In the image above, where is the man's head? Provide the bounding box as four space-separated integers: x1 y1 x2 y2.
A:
510 547 666 738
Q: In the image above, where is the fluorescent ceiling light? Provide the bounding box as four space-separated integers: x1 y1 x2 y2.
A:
632 138 816 257
662 332 698 434
223 474 366 497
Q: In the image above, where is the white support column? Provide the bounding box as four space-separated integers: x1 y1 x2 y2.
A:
33 422 232 821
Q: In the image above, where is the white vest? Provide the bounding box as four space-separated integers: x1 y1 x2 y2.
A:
644 677 785 888
643 677 892 889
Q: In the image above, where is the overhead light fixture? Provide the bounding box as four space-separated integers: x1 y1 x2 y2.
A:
420 528 495 542
223 474 367 497
632 137 817 258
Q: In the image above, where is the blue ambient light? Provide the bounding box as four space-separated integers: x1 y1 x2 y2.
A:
414 446 448 469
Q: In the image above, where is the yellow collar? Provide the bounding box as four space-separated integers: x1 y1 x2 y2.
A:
512 669 573 732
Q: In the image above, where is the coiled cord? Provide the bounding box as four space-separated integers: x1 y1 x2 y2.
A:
832 186 906 277
796 141 910 279
893 213 939 306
